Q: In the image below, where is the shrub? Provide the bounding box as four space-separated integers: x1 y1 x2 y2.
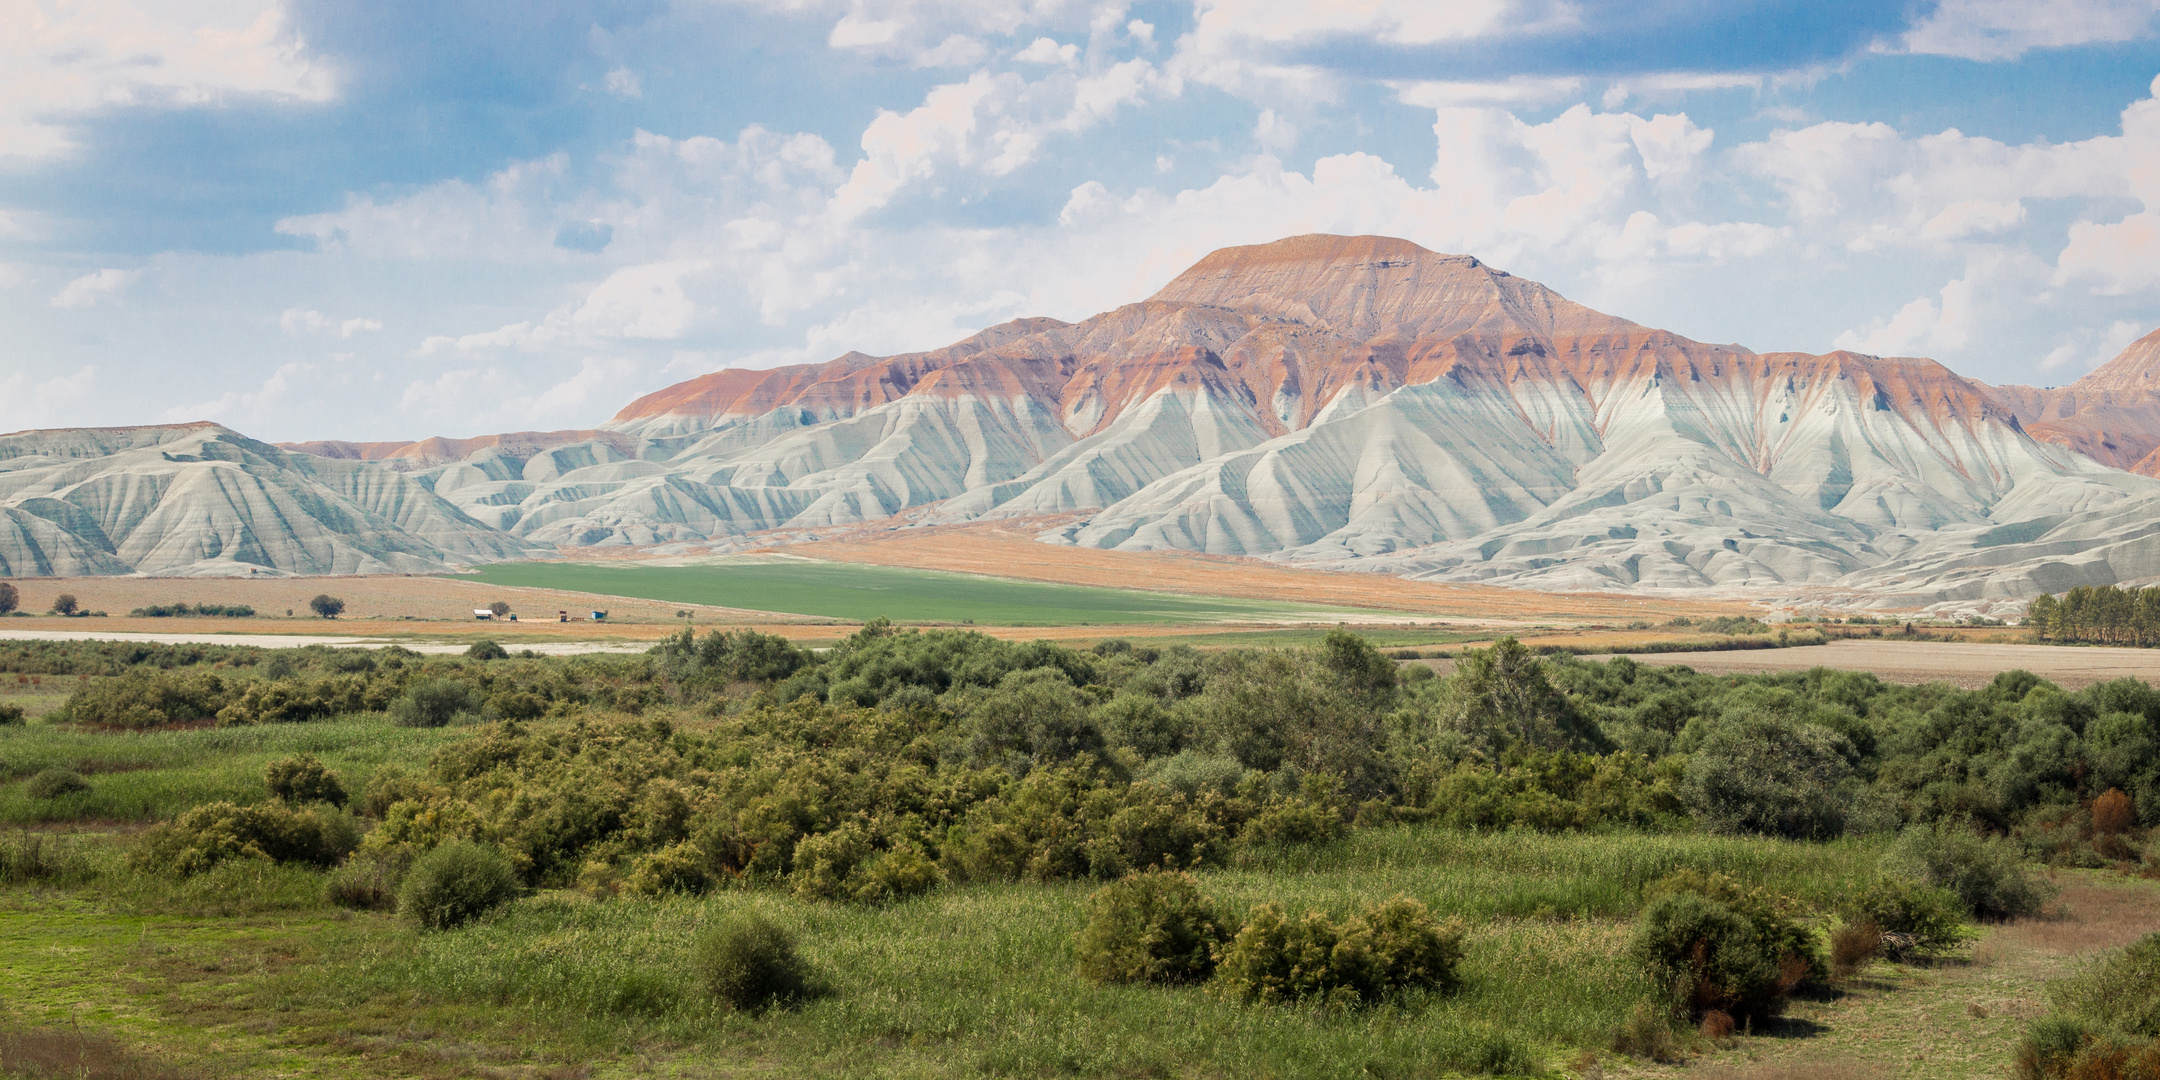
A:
1238 796 1347 848
1073 869 1228 984
694 912 814 1011
488 601 511 618
1629 892 1785 1020
626 842 712 896
0 702 23 726
388 679 480 728
133 801 359 875
2094 789 2137 836
398 841 519 930
63 669 231 727
0 581 15 614
263 754 347 807
1829 919 1882 979
2058 931 2160 1040
52 593 78 616
1213 896 1464 1006
309 594 345 619
1847 876 1965 950
849 847 943 904
465 640 509 661
1885 819 2057 920
1680 715 1853 839
1645 869 1824 986
25 768 90 800
1612 1001 1682 1063
325 849 410 912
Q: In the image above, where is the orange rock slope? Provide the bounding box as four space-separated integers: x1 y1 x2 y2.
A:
1983 327 2160 475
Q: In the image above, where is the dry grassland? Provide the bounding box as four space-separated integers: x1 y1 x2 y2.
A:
0 574 836 642
1600 640 2160 690
575 519 1750 624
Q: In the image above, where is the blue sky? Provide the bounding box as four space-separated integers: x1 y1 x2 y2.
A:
4 0 2160 441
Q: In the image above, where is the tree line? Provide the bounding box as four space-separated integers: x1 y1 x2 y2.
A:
2026 586 2160 646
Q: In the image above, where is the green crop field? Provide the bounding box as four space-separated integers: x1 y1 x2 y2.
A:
467 559 1413 626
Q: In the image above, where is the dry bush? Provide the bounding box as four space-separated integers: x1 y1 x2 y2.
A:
1699 1009 1736 1040
2094 790 2137 837
1830 919 1883 979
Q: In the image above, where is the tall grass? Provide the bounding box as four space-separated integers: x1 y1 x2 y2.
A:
0 718 463 824
214 825 1887 1077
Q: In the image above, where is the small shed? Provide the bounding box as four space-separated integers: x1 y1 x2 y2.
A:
472 609 494 620
590 610 608 621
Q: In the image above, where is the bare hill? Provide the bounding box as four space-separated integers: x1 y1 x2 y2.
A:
0 423 542 577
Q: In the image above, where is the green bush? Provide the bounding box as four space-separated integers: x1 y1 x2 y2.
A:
1213 896 1464 1006
132 800 360 875
694 912 815 1012
1073 869 1228 984
849 847 943 904
625 842 712 896
25 767 90 800
1628 892 1789 1020
388 678 480 728
397 841 520 930
465 640 510 661
62 668 231 727
1644 869 1824 987
1847 877 1965 950
263 754 347 807
1680 715 1853 839
1885 819 2057 920
0 701 23 725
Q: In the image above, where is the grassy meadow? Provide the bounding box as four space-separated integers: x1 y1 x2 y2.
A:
4 625 2159 1079
466 558 1414 625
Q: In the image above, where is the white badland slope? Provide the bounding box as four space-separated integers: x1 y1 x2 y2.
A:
0 424 542 577
260 233 2157 603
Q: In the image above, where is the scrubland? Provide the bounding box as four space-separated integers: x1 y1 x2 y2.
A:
2 625 2158 1079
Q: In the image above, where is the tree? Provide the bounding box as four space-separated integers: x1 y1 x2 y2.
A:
51 593 79 616
309 594 345 619
488 600 511 617
0 582 17 615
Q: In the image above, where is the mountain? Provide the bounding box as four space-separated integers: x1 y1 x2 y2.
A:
0 423 542 577
22 235 2160 606
1982 327 2160 475
378 233 2140 604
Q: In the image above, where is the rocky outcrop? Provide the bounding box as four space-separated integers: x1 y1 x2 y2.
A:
0 423 544 577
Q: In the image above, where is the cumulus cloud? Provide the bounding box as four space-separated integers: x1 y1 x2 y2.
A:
398 356 644 433
0 0 333 159
1895 0 2160 61
48 267 138 308
280 308 382 338
0 365 96 433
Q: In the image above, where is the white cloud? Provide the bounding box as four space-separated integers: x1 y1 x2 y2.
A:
0 364 96 433
280 308 382 338
1896 0 2160 61
830 61 1157 219
397 356 644 433
604 67 643 98
48 267 138 308
2043 319 2146 373
1395 77 1583 109
161 359 312 426
1014 36 1078 65
0 0 333 159
275 154 576 260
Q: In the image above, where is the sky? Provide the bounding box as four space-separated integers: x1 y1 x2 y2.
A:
4 0 2160 442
